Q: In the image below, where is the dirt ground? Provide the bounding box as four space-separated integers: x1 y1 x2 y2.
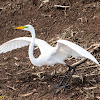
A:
0 0 100 100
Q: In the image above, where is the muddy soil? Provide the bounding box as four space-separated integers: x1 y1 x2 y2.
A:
0 0 100 100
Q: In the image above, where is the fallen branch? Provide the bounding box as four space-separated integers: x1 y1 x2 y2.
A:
77 65 98 70
73 73 100 79
6 85 16 90
54 5 70 9
39 0 49 9
18 89 37 97
54 5 70 16
0 8 3 11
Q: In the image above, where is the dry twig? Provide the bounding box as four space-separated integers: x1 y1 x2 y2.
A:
54 5 70 9
18 89 37 97
54 5 70 16
6 85 16 90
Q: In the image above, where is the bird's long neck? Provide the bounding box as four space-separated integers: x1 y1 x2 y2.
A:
28 29 39 66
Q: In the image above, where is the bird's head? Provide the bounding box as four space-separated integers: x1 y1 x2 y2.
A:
14 25 34 32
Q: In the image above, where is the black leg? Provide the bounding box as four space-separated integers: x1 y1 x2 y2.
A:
63 68 76 88
57 64 72 87
56 66 76 94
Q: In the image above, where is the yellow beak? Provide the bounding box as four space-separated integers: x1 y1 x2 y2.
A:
14 26 25 29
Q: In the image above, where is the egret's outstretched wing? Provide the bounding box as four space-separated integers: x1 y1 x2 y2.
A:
0 37 52 54
35 39 53 54
0 37 32 53
51 40 99 64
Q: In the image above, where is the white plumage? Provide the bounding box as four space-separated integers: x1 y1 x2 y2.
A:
0 25 99 66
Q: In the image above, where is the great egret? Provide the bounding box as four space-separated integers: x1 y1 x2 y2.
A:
0 25 99 93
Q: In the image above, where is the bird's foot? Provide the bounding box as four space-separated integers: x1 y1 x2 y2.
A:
56 85 68 94
56 66 76 94
56 83 63 87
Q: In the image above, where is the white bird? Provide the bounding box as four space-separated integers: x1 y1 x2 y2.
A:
0 25 99 93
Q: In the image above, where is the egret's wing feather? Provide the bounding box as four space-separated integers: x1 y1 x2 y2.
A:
0 37 32 53
35 39 53 54
51 40 99 64
0 37 52 55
